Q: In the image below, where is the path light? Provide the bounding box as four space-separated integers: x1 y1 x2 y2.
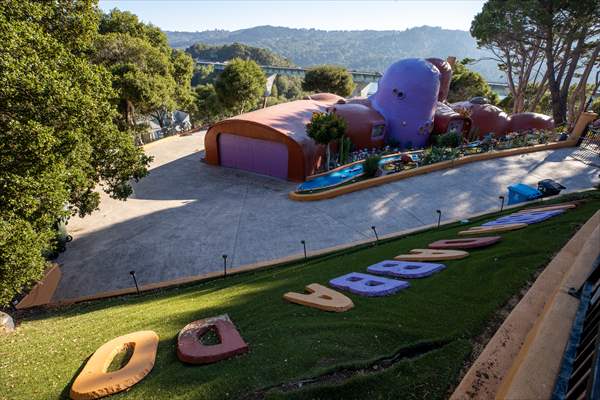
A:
436 210 442 229
301 240 307 260
129 271 140 295
371 226 379 244
499 195 505 212
222 254 228 277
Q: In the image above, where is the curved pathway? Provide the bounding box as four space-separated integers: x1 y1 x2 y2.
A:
54 131 599 300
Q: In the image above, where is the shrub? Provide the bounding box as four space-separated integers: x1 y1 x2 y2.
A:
306 112 347 170
421 147 461 165
363 155 381 178
303 65 356 97
435 131 463 148
0 218 50 306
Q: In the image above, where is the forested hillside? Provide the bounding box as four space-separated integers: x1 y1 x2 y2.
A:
167 25 503 80
185 42 294 67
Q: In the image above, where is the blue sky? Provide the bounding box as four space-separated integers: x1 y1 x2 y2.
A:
98 1 486 32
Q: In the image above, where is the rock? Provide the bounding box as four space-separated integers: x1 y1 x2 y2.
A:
0 311 15 333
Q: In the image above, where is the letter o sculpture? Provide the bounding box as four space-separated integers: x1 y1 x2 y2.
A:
70 331 159 400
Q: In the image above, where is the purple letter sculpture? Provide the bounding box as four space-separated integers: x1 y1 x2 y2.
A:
329 272 409 297
482 210 565 226
367 260 446 279
370 58 440 149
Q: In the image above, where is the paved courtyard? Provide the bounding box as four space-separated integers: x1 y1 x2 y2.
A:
54 131 599 300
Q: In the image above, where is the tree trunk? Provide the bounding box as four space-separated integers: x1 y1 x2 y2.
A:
528 71 549 112
326 143 331 171
568 45 600 127
544 29 565 126
120 99 136 128
559 35 588 125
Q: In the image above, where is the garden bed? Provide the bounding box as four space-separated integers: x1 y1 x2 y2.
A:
1 191 599 400
290 138 576 201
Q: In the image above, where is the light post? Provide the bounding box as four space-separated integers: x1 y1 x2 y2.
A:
222 254 228 277
371 226 379 244
499 195 505 212
436 210 442 229
301 240 307 260
129 270 140 295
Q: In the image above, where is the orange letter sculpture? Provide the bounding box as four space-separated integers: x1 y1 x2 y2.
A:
283 283 354 312
70 330 159 400
428 236 501 250
458 223 527 235
394 249 469 261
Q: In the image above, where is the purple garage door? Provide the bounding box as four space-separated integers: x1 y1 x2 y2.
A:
219 133 289 179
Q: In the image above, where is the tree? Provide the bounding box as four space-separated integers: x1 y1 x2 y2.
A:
471 0 548 113
93 9 194 130
303 65 355 97
0 0 151 306
185 42 294 67
532 0 600 127
472 0 600 126
192 64 219 86
447 59 499 104
275 75 305 100
215 58 266 114
305 112 347 170
191 84 229 126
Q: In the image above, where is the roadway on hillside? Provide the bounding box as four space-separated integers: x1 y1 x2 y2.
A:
53 131 599 301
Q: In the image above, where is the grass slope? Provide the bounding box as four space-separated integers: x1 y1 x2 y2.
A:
1 191 599 400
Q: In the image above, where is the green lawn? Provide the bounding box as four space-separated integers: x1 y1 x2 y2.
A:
1 191 599 400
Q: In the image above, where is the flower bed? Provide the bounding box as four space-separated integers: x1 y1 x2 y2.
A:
290 130 576 201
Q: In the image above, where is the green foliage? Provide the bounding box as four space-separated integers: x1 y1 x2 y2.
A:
447 60 499 104
421 147 461 165
274 75 305 100
93 9 194 128
592 98 600 115
214 58 266 114
0 219 50 306
306 112 348 145
338 136 353 164
192 64 219 86
303 65 356 97
186 42 294 67
306 112 347 170
191 84 228 126
362 155 381 178
435 131 463 148
0 0 151 306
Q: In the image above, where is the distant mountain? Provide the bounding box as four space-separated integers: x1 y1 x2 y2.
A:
185 42 294 67
166 25 504 82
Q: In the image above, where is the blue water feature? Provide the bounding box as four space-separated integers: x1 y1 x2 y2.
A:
297 154 406 192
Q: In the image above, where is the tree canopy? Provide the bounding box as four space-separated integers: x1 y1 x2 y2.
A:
447 59 499 104
0 0 151 306
93 9 194 129
471 0 600 126
214 58 266 114
302 65 355 97
305 112 347 170
191 84 228 127
186 42 294 67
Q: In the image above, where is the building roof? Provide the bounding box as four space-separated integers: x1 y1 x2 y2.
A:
221 95 342 146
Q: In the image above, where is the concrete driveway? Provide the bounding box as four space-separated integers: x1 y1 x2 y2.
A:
54 131 599 300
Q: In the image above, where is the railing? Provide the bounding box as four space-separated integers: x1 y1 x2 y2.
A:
195 60 382 83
